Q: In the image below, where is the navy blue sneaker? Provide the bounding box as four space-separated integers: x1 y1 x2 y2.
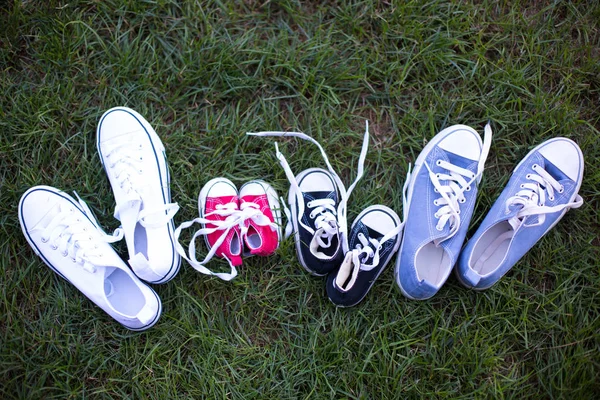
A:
326 205 403 307
457 137 584 290
248 125 369 276
395 124 492 300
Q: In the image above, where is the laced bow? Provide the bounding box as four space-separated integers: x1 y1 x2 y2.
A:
504 163 583 230
335 172 410 291
174 201 278 281
39 194 124 273
247 122 370 259
417 123 492 244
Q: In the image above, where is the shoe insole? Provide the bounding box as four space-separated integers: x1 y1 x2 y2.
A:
471 222 514 275
415 242 451 286
105 268 145 316
246 226 261 250
134 222 148 257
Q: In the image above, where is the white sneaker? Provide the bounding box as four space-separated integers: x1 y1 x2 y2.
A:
19 186 162 331
97 107 181 284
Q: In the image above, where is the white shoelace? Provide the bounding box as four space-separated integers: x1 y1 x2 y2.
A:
335 172 410 291
247 122 370 257
174 201 277 281
104 140 179 255
504 163 583 230
417 123 492 244
40 195 124 273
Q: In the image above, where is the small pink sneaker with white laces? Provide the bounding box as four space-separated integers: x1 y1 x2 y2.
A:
174 178 282 281
199 178 243 267
240 180 282 257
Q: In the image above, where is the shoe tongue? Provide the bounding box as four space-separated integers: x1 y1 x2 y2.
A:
443 150 477 170
540 157 569 182
364 225 383 241
303 191 336 201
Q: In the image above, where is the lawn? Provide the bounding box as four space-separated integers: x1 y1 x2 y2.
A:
1 0 599 398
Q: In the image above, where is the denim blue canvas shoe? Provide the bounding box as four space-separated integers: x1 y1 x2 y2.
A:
456 138 584 290
395 124 492 300
326 205 403 307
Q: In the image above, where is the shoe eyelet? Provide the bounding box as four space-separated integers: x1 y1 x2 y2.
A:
71 257 77 263
41 237 49 243
520 184 525 189
532 164 538 170
472 174 476 179
434 213 439 218
433 200 438 206
465 186 471 192
559 186 564 193
549 196 554 201
61 251 68 257
50 244 58 250
436 173 441 179
436 160 442 166
434 188 438 193
139 156 143 161
138 169 143 174
89 236 93 241
436 226 443 231
526 174 531 179
139 144 143 149
69 208 74 213
459 198 466 203
457 210 461 215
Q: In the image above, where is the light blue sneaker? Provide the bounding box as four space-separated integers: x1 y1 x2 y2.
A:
456 137 584 290
395 124 492 300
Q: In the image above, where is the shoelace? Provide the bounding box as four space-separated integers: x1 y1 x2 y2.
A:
174 201 278 281
418 123 492 244
247 122 370 257
40 194 124 273
336 173 410 291
504 163 583 230
104 140 179 253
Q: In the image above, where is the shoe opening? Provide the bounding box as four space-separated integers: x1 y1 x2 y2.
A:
470 221 514 275
104 269 146 317
415 242 452 286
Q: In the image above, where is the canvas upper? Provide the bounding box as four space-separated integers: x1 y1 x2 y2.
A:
174 178 281 281
457 137 584 290
247 124 370 276
327 205 403 307
395 124 492 300
97 107 180 284
19 186 162 331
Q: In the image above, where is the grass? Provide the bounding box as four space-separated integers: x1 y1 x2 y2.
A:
1 0 599 398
